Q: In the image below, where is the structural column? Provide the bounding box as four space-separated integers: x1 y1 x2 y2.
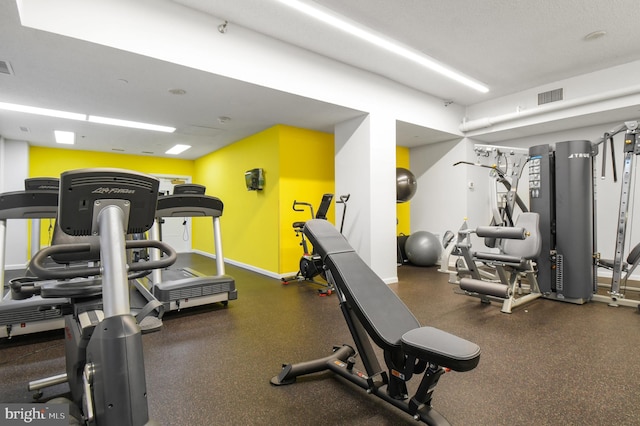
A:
334 113 397 283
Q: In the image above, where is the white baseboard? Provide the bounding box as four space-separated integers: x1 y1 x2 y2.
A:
192 249 283 280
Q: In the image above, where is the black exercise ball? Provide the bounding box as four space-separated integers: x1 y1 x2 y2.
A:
396 168 417 203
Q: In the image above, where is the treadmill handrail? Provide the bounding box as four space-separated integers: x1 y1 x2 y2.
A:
155 194 223 217
29 240 177 280
0 190 58 219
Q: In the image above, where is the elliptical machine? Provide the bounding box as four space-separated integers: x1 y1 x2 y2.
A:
17 168 176 426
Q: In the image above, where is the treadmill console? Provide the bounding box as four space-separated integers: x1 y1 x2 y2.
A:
58 168 160 236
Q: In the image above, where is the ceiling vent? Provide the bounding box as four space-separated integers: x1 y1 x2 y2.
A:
538 88 563 105
0 60 14 75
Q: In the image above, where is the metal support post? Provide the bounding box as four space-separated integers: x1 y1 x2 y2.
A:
610 130 640 304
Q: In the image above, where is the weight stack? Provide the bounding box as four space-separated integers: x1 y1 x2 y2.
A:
553 140 595 302
528 144 556 294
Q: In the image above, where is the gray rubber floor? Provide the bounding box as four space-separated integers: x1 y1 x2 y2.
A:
1 254 639 425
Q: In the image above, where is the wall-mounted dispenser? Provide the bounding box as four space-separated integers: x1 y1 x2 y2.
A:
244 168 264 191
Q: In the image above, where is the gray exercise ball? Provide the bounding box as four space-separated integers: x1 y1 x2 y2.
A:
405 231 441 266
396 168 417 203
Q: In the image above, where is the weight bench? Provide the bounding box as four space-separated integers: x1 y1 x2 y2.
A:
271 219 480 425
457 212 542 313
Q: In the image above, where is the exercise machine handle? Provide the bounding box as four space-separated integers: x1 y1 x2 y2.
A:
600 133 618 182
29 240 177 280
292 200 315 219
337 194 350 234
337 194 350 204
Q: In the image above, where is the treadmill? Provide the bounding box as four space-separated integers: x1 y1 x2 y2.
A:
149 184 237 311
2 178 164 337
0 178 68 338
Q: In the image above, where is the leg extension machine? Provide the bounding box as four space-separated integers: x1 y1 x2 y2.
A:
456 212 543 314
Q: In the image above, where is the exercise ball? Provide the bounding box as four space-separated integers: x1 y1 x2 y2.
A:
405 231 441 266
396 168 417 203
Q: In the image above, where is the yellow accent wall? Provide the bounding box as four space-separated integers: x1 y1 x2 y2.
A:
194 125 334 274
396 146 411 236
278 126 334 273
28 146 194 248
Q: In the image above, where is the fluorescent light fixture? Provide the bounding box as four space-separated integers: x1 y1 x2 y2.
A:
88 115 175 133
0 101 86 120
165 144 191 155
54 130 75 144
275 0 489 93
0 101 176 133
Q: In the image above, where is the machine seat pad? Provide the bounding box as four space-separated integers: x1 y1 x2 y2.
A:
401 327 481 372
473 251 527 268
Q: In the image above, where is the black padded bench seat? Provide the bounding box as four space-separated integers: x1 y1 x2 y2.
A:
304 219 480 372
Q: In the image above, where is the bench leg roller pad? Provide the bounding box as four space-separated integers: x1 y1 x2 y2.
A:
459 278 510 299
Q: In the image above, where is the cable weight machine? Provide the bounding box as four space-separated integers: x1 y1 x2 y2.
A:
529 139 597 304
592 120 640 308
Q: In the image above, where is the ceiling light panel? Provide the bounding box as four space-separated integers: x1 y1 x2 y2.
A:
0 102 86 120
165 144 191 155
54 130 75 144
275 0 489 93
87 115 176 132
0 101 175 133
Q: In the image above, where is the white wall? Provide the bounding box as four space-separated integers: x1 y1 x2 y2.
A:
410 138 467 238
462 61 640 138
410 137 497 258
1 139 30 269
0 136 4 191
335 114 397 283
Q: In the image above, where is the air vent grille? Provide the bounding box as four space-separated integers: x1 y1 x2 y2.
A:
538 88 563 105
0 60 13 75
